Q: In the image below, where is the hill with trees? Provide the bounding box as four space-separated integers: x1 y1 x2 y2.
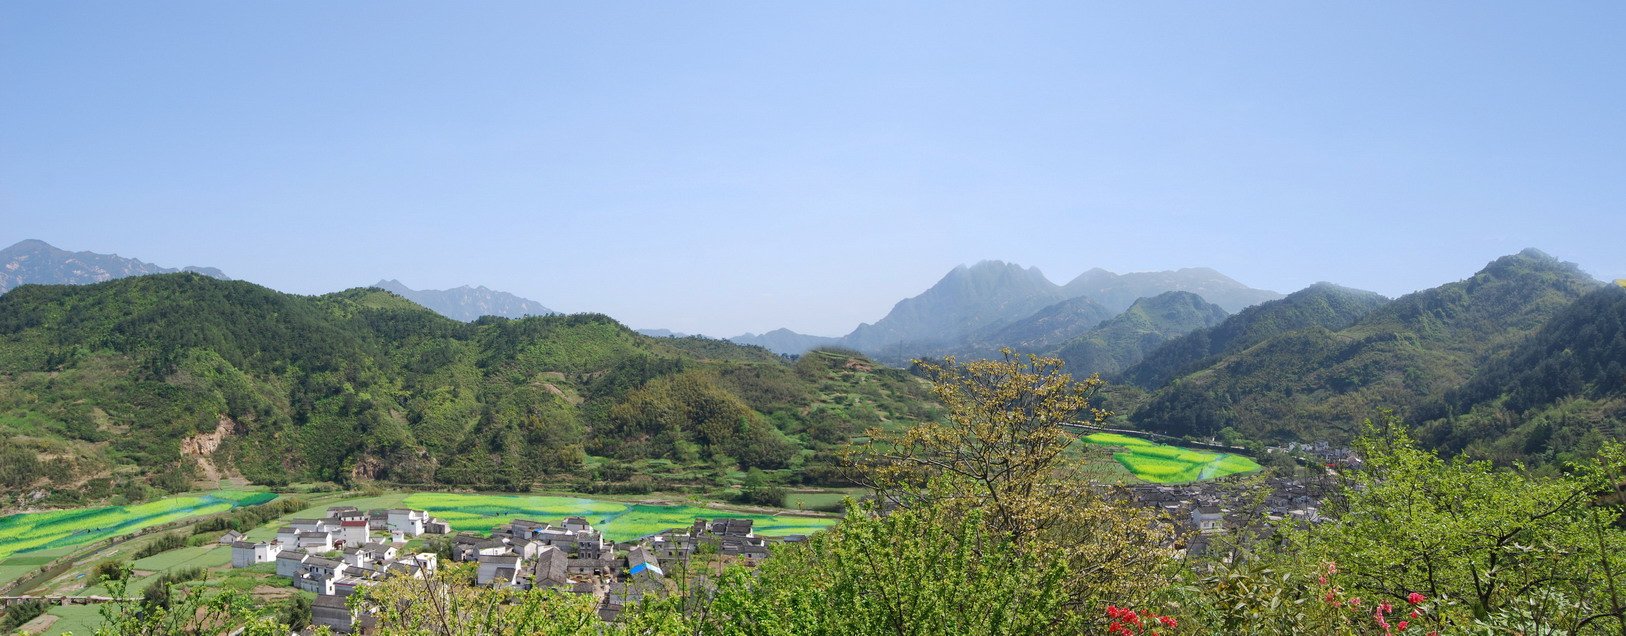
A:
1129 250 1602 446
1412 283 1626 467
0 274 934 508
1122 282 1391 389
1046 291 1229 377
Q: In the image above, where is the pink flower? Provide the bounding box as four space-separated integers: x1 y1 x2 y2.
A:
1350 597 1362 607
1397 621 1409 631
1407 592 1426 605
1378 602 1393 614
1319 576 1328 584
1326 561 1338 574
1409 610 1419 618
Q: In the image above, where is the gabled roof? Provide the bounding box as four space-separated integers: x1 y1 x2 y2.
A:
312 594 349 609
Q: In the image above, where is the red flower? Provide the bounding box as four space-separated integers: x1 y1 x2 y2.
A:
1407 592 1426 605
1108 622 1124 633
1409 610 1419 619
1397 620 1409 631
1160 616 1178 628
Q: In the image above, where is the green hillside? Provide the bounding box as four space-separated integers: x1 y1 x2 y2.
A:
1122 282 1390 389
0 275 933 509
1413 284 1626 466
1130 250 1602 446
1047 291 1229 377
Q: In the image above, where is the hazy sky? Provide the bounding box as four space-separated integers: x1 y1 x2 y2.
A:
4 2 1624 337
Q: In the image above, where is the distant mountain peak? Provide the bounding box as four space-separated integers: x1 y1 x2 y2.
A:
372 280 555 322
0 239 230 294
1059 265 1282 314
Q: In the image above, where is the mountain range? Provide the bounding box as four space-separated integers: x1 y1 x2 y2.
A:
0 239 562 323
734 260 1284 360
0 273 931 503
372 279 555 321
0 243 1619 504
1126 249 1607 455
0 239 229 293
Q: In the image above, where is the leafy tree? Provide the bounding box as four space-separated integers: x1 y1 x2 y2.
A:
852 350 1175 617
696 501 1078 634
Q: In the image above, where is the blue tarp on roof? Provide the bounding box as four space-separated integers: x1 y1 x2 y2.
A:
630 562 664 577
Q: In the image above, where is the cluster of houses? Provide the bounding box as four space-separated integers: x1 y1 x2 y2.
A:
222 507 449 634
445 515 790 622
223 505 800 632
1128 472 1338 557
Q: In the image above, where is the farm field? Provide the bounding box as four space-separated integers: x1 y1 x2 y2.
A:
401 493 838 542
39 602 104 636
1079 433 1261 483
0 490 277 561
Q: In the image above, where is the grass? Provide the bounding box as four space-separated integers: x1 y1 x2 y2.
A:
40 602 105 636
1080 433 1262 484
130 545 231 572
400 493 838 542
781 492 857 511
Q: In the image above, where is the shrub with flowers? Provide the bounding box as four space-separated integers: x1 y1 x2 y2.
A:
1104 604 1183 635
1138 559 1471 635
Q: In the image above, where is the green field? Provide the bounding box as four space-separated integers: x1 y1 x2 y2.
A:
1080 433 1261 483
40 602 105 636
130 544 232 572
0 490 277 561
401 493 838 542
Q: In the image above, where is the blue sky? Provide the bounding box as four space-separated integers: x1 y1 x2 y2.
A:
4 2 1623 337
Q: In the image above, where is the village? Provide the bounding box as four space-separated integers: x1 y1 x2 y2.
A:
224 506 802 633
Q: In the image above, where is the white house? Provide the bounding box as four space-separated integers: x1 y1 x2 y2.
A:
295 557 350 595
337 520 370 546
1191 506 1224 533
386 509 429 536
475 554 523 587
230 540 284 568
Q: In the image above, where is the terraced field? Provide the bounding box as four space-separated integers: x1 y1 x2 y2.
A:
401 493 838 542
0 490 276 561
1080 433 1260 483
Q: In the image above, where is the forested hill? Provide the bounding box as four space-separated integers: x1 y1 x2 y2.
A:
1129 250 1602 446
1047 291 1229 377
0 274 933 506
1121 282 1391 389
1413 283 1626 466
